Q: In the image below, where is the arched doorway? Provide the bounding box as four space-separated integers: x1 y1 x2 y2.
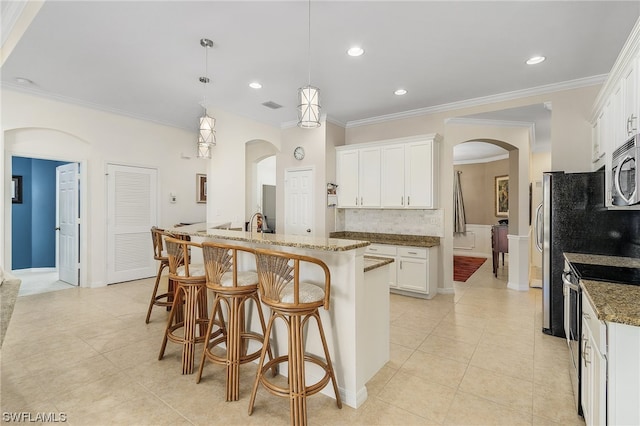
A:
245 140 278 231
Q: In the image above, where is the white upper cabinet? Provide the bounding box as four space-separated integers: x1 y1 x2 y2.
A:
622 58 638 139
337 134 440 209
359 147 382 207
381 144 405 207
405 140 437 208
336 147 381 208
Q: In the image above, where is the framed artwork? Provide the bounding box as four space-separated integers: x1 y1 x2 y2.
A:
196 173 207 203
12 176 23 204
495 175 509 217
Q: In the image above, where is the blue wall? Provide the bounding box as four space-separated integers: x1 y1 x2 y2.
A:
11 157 72 270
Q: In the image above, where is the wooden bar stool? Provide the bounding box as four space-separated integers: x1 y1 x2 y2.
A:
145 227 183 323
196 242 273 401
158 237 209 374
248 248 342 426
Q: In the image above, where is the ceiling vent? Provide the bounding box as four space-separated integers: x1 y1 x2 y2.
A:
262 101 283 110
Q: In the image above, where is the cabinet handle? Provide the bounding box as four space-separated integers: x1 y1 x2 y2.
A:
400 260 403 269
355 197 358 205
401 196 404 206
582 337 590 366
369 248 378 251
629 114 638 135
407 196 410 206
361 197 363 205
583 312 591 320
408 251 417 255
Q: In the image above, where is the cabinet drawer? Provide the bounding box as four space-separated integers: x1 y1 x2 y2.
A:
582 292 606 354
398 247 427 258
365 244 397 256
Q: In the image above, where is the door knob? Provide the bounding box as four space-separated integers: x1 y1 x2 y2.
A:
55 227 61 231
306 229 311 233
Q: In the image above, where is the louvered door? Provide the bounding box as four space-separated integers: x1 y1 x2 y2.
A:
106 164 158 284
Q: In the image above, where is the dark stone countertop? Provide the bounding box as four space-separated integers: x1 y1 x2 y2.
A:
329 231 440 248
565 252 640 327
363 255 395 272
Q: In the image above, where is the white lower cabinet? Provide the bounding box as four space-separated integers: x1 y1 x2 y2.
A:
581 293 606 426
581 290 640 426
365 244 438 298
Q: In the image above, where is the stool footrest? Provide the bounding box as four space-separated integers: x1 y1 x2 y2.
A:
257 355 332 399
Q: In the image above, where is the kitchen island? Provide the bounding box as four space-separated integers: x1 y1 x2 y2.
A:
166 223 391 408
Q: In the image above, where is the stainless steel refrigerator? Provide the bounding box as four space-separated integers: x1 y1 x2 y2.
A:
537 170 638 337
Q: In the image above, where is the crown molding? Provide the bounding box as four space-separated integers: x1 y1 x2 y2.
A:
445 117 534 128
346 74 606 129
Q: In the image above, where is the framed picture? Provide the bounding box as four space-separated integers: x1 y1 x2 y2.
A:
196 173 207 203
495 175 509 217
12 176 23 204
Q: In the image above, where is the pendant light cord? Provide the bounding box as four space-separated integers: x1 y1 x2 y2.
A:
307 0 311 86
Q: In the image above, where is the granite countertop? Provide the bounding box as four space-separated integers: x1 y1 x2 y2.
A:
329 231 440 248
167 223 370 252
363 255 395 272
565 252 640 327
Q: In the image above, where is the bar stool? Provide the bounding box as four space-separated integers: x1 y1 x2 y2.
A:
196 242 273 401
158 237 209 374
146 227 178 323
248 248 342 425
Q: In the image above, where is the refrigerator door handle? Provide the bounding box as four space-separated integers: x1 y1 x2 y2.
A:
534 203 543 253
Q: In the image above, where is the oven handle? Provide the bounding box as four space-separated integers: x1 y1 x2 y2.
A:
562 271 580 292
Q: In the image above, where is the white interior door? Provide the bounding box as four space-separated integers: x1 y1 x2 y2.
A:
284 168 313 236
57 163 79 285
106 164 157 284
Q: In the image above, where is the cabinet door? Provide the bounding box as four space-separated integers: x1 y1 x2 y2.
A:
622 60 638 138
405 141 434 208
381 144 405 207
397 256 427 293
581 322 593 426
337 149 359 207
359 147 381 207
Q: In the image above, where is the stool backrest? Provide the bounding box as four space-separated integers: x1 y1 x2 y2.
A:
150 226 166 260
165 236 202 280
151 227 190 261
253 248 331 310
201 242 256 289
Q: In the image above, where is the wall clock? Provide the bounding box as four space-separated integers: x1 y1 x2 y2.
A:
293 146 305 160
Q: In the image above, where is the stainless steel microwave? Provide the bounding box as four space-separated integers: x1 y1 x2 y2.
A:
611 134 640 206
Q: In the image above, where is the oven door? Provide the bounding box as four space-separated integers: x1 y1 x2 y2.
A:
562 269 582 415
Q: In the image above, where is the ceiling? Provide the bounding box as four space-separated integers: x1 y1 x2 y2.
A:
2 1 639 137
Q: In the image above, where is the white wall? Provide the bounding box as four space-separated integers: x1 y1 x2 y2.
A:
1 89 281 286
206 108 281 229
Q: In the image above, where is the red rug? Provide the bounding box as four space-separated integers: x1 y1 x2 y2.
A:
454 256 487 282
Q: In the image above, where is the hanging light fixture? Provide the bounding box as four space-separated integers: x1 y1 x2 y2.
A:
197 38 216 159
297 0 321 128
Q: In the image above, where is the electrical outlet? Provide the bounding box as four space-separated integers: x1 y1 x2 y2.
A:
170 193 177 203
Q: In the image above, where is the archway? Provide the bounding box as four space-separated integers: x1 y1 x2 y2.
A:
453 140 514 282
245 139 278 230
442 123 532 294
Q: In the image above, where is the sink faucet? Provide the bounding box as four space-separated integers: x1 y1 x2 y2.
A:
249 211 264 238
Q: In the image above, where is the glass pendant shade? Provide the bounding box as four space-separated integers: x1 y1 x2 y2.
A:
199 113 216 145
297 85 321 128
197 140 212 159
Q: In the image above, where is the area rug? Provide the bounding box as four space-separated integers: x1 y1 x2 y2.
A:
454 256 487 282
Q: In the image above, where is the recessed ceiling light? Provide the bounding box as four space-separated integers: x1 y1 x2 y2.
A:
394 89 407 96
347 46 364 57
249 82 262 89
526 56 546 65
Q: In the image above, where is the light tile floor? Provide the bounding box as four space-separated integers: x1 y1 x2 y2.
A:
1 259 585 425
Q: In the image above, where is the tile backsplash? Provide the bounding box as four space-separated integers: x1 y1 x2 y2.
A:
335 208 443 237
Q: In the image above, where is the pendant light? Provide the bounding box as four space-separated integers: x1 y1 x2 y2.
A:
197 38 216 159
297 0 321 128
